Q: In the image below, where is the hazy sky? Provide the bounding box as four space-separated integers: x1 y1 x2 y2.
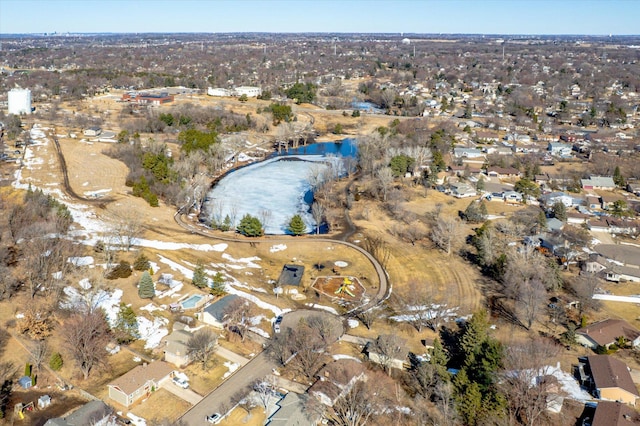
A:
1 0 638 35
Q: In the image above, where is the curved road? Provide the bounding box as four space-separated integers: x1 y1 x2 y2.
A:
174 213 389 315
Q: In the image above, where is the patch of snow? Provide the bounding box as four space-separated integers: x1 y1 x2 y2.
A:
332 354 361 362
221 253 261 268
78 278 92 290
223 361 240 378
305 303 339 315
391 305 458 323
225 286 290 316
68 256 94 267
158 256 194 280
155 282 183 299
137 240 227 252
334 261 348 268
60 286 123 326
126 413 147 426
347 318 359 328
140 303 162 312
270 244 287 253
137 315 169 349
249 327 270 338
16 313 25 319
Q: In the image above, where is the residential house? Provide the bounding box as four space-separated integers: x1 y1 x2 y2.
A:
548 142 572 156
200 294 240 328
486 167 521 179
540 191 577 208
587 196 601 210
107 360 174 408
234 86 262 97
582 253 608 275
576 319 640 349
627 182 640 196
503 190 523 203
581 176 616 191
450 182 477 198
309 360 367 407
567 211 590 225
588 218 639 235
453 147 484 159
83 126 102 137
364 341 409 371
483 146 513 156
535 174 550 186
207 87 233 97
121 92 174 105
585 355 639 406
163 329 193 368
266 392 318 426
590 401 640 426
600 193 626 211
44 400 115 426
546 217 565 232
474 130 500 143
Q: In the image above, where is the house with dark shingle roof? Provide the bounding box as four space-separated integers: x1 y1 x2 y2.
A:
586 355 639 406
591 401 640 426
200 294 240 328
107 360 174 407
43 400 114 426
266 392 319 426
576 319 640 349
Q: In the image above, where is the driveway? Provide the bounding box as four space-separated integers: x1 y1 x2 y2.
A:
179 350 277 426
164 381 203 405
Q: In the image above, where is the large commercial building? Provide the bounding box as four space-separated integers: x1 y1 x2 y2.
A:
8 88 32 115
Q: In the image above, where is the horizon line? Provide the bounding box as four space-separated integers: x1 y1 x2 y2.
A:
1 32 638 37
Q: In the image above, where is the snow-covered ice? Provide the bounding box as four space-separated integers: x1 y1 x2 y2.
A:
204 156 342 234
305 303 339 315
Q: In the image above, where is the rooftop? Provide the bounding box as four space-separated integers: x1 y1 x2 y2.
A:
577 319 640 347
108 360 174 395
587 355 639 397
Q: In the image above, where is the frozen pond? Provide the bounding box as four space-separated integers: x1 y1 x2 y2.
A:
203 140 356 235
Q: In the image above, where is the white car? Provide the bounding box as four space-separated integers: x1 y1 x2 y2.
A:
274 316 283 333
206 413 222 424
172 377 189 389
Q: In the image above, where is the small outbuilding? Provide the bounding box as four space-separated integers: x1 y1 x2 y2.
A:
277 264 305 287
18 376 32 389
37 395 51 409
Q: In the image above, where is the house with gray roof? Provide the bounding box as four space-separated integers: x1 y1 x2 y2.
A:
200 294 240 328
107 360 174 408
44 400 114 426
581 176 616 190
266 392 318 425
164 329 193 367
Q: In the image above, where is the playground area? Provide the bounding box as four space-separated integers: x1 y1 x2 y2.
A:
311 276 365 301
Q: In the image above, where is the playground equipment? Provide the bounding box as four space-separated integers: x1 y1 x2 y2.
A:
334 277 356 298
14 401 34 420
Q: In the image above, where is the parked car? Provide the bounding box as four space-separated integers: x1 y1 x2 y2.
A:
274 316 283 333
172 377 189 389
206 413 222 424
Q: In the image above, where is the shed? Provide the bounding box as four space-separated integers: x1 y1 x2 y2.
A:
18 376 32 389
38 395 51 408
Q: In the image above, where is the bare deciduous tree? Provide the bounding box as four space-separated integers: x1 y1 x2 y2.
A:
376 167 394 202
430 216 464 256
62 310 110 380
223 298 254 342
371 334 405 376
517 279 547 329
499 337 560 426
109 207 143 251
311 202 325 235
187 328 218 371
253 376 277 412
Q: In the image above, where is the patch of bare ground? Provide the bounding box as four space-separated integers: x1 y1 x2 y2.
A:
349 195 484 316
9 388 89 426
128 388 191 424
181 354 229 396
218 405 267 426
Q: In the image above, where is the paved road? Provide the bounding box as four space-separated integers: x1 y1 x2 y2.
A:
179 350 276 426
174 213 389 314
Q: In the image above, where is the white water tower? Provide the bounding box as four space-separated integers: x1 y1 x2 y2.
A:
8 88 32 115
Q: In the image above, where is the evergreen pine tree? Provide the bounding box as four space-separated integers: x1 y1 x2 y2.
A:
114 303 139 343
613 166 626 187
133 253 151 271
138 271 155 299
288 214 307 236
210 272 226 296
192 263 209 289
